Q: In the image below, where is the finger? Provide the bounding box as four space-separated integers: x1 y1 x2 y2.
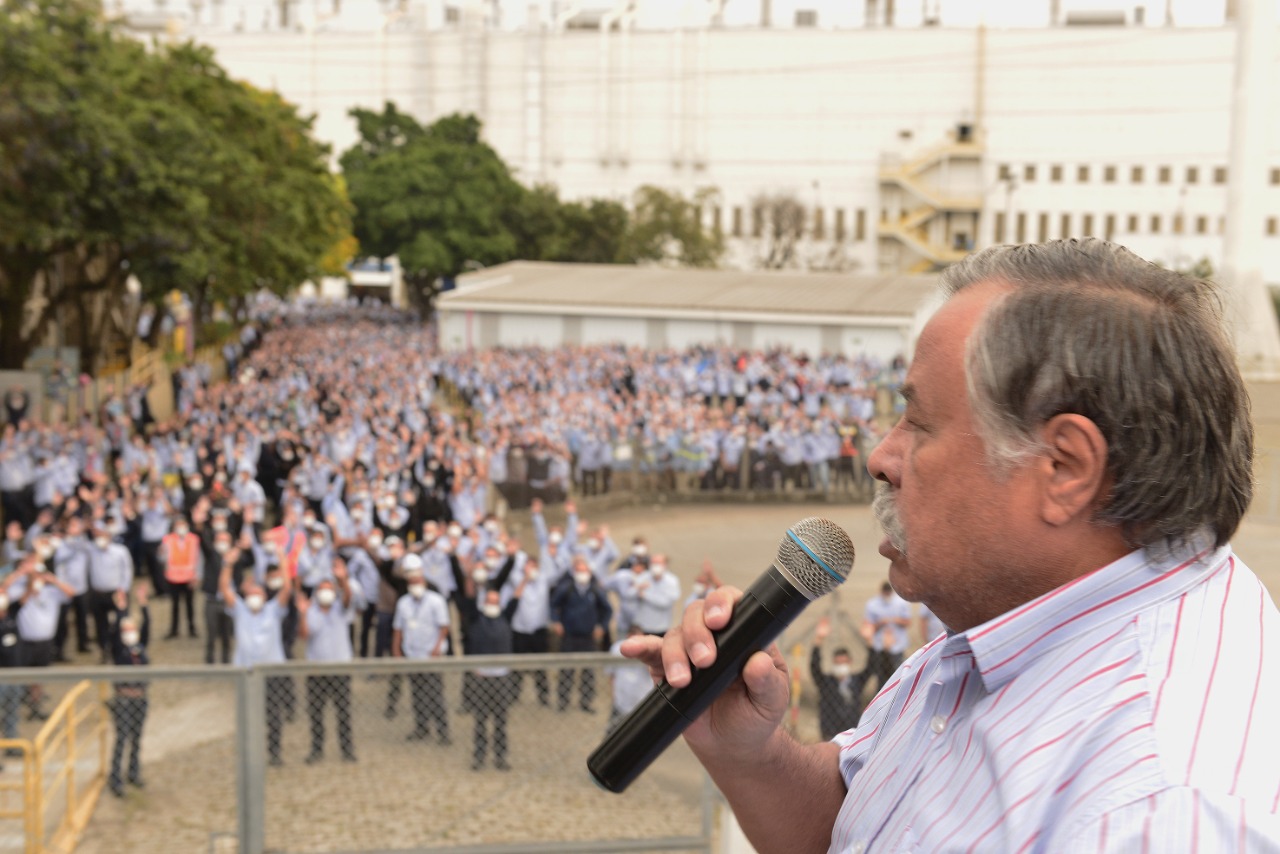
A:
740 648 791 721
700 585 743 632
679 597 718 672
661 621 694 688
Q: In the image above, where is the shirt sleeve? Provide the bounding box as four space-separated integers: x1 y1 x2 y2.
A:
391 601 405 631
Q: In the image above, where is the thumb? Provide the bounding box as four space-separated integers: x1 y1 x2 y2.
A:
740 648 790 722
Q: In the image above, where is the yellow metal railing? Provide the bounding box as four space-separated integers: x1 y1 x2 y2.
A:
0 681 113 854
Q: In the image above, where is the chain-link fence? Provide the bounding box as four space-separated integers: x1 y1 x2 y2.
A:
0 655 714 854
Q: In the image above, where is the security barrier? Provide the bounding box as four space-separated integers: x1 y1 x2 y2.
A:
0 655 715 854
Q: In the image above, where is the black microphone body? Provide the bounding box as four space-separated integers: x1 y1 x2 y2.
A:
587 565 812 794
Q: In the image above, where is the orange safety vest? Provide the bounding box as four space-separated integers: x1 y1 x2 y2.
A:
163 532 200 585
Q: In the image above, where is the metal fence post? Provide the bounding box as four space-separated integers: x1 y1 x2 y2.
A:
238 668 266 854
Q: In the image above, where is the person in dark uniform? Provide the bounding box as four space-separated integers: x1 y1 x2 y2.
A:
809 616 867 742
107 586 150 797
550 557 612 714
457 572 526 771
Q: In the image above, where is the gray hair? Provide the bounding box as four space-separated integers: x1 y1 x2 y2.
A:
940 239 1253 549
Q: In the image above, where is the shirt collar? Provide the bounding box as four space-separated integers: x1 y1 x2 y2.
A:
963 532 1230 693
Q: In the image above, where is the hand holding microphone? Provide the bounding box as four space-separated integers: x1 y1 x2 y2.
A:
590 517 854 793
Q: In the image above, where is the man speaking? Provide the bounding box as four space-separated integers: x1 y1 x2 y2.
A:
623 239 1280 852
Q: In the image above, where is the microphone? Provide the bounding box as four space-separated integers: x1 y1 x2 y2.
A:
587 517 854 794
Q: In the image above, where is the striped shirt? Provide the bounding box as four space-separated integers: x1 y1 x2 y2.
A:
830 538 1280 853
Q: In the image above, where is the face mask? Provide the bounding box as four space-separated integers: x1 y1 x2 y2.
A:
309 538 324 551
587 539 601 551
481 603 501 619
30 579 44 594
315 588 337 607
174 526 189 536
95 537 110 550
36 545 53 559
651 564 666 578
212 520 227 532
632 544 647 556
303 516 316 528
408 583 426 600
573 571 592 586
214 542 230 554
368 536 383 549
484 520 499 533
484 556 501 570
548 532 563 545
832 664 853 679
691 583 707 597
190 479 203 490
266 577 284 592
447 526 462 538
525 569 539 582
423 477 435 488
246 593 265 612
472 569 488 584
0 595 8 611
121 630 141 647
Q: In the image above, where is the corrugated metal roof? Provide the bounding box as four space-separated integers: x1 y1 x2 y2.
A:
440 262 939 318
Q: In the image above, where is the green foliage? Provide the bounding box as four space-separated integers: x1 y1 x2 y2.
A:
340 105 722 311
0 0 352 370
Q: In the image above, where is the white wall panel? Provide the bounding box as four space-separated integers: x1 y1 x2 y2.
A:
581 316 647 346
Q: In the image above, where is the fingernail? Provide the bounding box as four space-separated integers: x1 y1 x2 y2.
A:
668 662 689 684
691 642 712 665
705 605 723 620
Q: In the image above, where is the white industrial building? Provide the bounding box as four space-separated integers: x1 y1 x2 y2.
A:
435 261 938 359
116 0 1280 285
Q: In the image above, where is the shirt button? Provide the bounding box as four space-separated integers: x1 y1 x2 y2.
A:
930 715 947 734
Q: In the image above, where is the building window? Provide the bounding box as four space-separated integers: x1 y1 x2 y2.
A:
1082 213 1094 235
795 9 818 26
1196 215 1208 235
1060 213 1071 238
752 206 763 238
1015 212 1027 242
855 209 866 241
444 5 461 22
1127 213 1140 232
712 206 723 235
994 211 1007 243
1158 166 1171 184
1078 165 1090 182
1272 167 1280 186
1105 214 1116 240
1213 166 1227 184
1050 164 1063 182
998 163 1012 180
1150 214 1162 233
1024 164 1037 182
732 206 743 238
1103 166 1117 184
1037 213 1049 243
1131 166 1143 183
834 209 846 241
1186 166 1199 185
1173 213 1185 235
812 207 825 240
1268 217 1278 237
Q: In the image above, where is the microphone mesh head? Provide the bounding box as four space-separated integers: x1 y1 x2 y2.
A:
774 517 854 598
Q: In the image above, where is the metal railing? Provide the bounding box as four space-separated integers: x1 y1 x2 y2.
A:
0 655 715 854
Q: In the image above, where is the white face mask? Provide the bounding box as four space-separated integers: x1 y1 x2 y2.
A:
31 579 45 594
832 664 853 679
315 588 337 607
525 569 539 582
408 583 426 600
214 542 230 554
309 538 324 551
447 526 462 538
484 556 501 570
481 603 501 619
0 595 9 611
573 571 592 586
121 630 141 647
246 593 266 612
367 536 383 549
484 520 499 533
174 525 189 536
95 537 110 550
212 521 227 532
472 569 488 584
632 544 647 556
36 544 53 559
651 564 666 578
266 576 284 591
548 532 563 545
587 538 601 551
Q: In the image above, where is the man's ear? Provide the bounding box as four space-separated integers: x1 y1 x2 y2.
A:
1038 413 1109 527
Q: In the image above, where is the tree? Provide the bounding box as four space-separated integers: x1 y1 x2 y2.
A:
0 1 351 371
748 191 808 269
341 106 525 314
622 186 723 267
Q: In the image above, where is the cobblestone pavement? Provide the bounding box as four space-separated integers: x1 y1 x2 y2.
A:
60 500 1280 852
